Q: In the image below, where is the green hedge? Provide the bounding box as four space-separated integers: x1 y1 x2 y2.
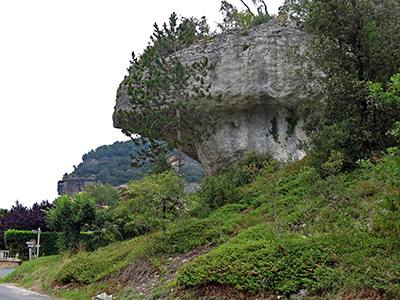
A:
4 229 94 259
4 229 60 259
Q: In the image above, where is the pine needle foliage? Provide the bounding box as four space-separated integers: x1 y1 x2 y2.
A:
119 12 216 175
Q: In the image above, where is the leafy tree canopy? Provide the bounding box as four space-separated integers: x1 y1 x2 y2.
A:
66 140 204 185
283 0 400 174
0 200 52 249
46 193 97 252
85 183 119 207
114 171 186 242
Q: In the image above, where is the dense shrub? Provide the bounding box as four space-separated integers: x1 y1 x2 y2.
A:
114 172 186 240
54 204 248 284
0 200 52 249
177 224 336 295
46 193 97 252
199 150 273 210
4 230 95 259
4 230 59 259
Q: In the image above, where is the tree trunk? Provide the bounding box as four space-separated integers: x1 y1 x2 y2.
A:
174 36 183 175
176 107 183 175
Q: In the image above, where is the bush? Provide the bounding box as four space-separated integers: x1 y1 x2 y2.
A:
177 224 336 295
85 183 119 207
46 193 97 252
159 204 247 253
4 229 96 259
0 200 52 249
200 150 273 210
5 230 56 259
359 147 400 237
114 171 186 241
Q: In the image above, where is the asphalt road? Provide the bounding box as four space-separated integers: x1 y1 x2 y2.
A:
0 268 56 300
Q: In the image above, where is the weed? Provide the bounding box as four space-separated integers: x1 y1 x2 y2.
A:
269 117 279 143
285 106 299 140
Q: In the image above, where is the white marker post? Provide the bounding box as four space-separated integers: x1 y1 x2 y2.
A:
32 228 41 258
26 241 36 260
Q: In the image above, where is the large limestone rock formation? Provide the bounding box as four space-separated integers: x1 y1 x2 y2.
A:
57 177 96 196
113 22 314 176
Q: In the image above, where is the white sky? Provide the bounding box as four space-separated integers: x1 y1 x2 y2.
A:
0 0 284 210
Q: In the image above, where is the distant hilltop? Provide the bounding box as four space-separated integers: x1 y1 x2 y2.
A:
57 140 204 196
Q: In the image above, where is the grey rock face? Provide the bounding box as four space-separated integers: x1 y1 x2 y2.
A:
57 177 96 196
113 22 314 176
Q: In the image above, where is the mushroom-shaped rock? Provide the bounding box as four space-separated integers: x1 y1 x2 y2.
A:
113 22 314 176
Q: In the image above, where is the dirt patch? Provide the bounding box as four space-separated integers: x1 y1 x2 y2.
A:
108 243 217 299
0 261 19 269
177 283 276 300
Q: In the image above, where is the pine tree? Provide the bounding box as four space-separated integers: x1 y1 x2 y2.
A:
119 13 215 175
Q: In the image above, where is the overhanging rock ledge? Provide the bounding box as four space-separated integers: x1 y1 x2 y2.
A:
113 22 316 176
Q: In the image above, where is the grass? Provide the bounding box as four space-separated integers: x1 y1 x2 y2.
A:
0 255 63 295
1 154 400 299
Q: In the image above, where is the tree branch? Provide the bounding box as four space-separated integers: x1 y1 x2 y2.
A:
240 0 255 16
259 0 268 15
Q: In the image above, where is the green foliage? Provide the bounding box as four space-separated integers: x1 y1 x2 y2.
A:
4 230 95 259
114 172 186 240
149 13 210 57
81 140 139 161
120 13 216 175
0 255 63 288
177 224 335 294
72 140 148 186
218 0 270 32
358 147 400 237
369 71 400 107
218 1 255 31
53 238 143 284
53 204 248 285
46 193 97 252
85 183 119 207
4 155 400 298
286 0 400 173
269 117 279 143
5 230 59 259
369 70 400 136
70 140 204 185
199 150 273 210
285 107 298 140
156 204 247 254
175 156 400 296
90 221 123 249
278 0 310 22
305 125 351 177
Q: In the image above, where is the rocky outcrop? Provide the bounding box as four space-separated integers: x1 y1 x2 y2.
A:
57 177 96 196
113 22 315 176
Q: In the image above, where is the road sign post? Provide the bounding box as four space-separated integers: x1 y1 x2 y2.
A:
26 241 36 260
32 228 41 258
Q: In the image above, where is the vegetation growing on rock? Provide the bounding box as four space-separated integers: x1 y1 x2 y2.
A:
2 2 400 300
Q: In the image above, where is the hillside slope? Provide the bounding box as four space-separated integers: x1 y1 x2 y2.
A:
3 154 400 300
